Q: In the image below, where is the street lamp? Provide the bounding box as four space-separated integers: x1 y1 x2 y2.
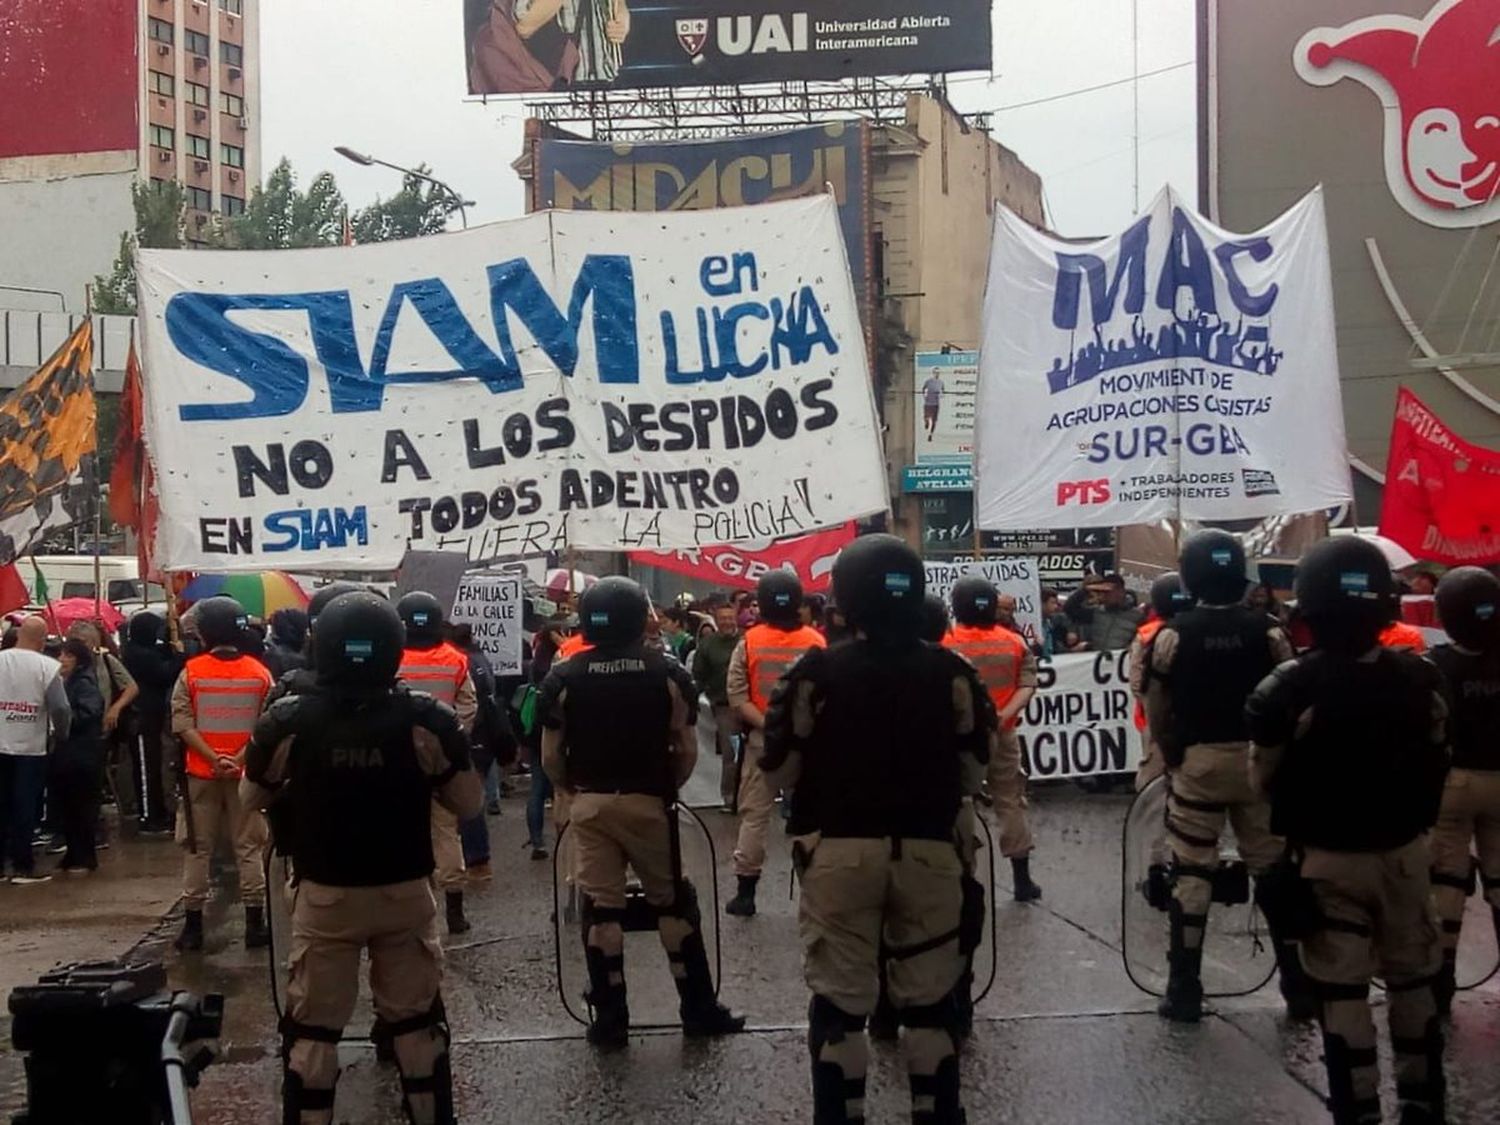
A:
333 145 474 230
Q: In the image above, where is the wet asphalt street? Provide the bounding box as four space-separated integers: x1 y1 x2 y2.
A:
5 739 1500 1123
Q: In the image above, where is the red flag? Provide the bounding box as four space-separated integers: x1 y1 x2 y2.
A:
108 338 143 528
1378 387 1500 565
629 523 857 593
0 563 28 614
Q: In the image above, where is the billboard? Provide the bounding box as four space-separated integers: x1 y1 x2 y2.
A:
0 0 137 160
466 1 993 94
1202 0 1500 499
534 123 871 325
912 350 977 465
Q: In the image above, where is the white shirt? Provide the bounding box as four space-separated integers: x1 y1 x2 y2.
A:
0 649 70 757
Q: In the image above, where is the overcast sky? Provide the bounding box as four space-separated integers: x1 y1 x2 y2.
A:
261 0 1196 236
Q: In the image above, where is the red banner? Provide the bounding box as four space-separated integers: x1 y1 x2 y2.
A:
1379 388 1500 566
631 524 857 593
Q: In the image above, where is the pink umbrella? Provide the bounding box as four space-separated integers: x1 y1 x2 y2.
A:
45 597 126 636
545 568 598 598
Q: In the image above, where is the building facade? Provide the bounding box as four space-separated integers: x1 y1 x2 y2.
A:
0 0 262 315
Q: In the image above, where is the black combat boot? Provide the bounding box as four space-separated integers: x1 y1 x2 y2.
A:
675 930 746 1037
584 947 629 1048
244 905 270 949
725 874 759 917
1011 856 1042 902
1157 903 1203 1023
174 909 204 953
445 891 471 935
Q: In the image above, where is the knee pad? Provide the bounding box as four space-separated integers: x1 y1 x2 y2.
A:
809 995 867 1053
667 877 703 928
278 1014 343 1062
898 994 960 1036
580 894 627 936
281 1068 337 1125
1211 860 1249 906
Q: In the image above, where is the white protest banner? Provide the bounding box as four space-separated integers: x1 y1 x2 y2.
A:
923 557 1042 647
975 186 1351 530
136 197 887 572
450 574 524 676
1017 651 1140 780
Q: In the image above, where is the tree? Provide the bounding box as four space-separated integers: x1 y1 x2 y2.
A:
351 168 463 243
217 158 347 249
91 180 186 316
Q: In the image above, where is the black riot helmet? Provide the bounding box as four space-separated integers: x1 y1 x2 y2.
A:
578 577 650 648
396 591 446 647
1293 536 1398 655
919 593 951 644
951 576 999 627
1150 572 1194 622
314 592 406 690
756 570 804 629
1178 529 1247 604
1436 567 1500 652
195 596 248 650
307 582 363 629
832 534 925 642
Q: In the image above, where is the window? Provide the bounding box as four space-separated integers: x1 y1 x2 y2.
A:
184 80 210 107
148 70 174 96
222 194 245 217
106 579 145 604
186 133 210 159
186 186 212 211
61 581 95 600
219 0 243 12
149 124 174 149
150 177 172 192
221 143 244 168
185 29 211 56
147 17 173 44
220 91 243 116
221 41 243 66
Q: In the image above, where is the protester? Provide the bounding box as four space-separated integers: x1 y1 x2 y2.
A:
1040 587 1080 657
52 638 106 874
1064 573 1143 651
262 608 308 680
67 621 139 833
659 607 692 660
691 604 742 813
120 612 179 833
0 617 71 884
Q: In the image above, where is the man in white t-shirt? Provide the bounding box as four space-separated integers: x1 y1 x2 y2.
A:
0 617 72 884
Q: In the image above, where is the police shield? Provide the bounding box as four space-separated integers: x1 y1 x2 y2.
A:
553 803 724 1029
1121 776 1277 997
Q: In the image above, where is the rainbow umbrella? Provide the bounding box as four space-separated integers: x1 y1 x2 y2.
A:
181 572 309 618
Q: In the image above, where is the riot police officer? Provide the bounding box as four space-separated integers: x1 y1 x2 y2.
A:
1127 572 1193 791
1144 530 1304 1022
397 591 480 935
539 576 744 1047
724 570 827 917
242 591 481 1125
944 575 1041 901
764 535 992 1125
1246 537 1450 1125
170 596 274 953
1427 566 1500 1014
265 582 363 704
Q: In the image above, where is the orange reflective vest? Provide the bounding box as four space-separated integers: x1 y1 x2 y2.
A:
744 624 826 712
399 642 470 706
944 623 1030 729
1379 620 1427 654
1131 618 1165 732
557 633 593 660
183 652 273 780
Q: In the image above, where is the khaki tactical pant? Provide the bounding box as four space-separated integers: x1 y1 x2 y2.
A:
430 799 465 892
284 879 447 1125
988 727 1034 858
797 833 967 1120
1135 731 1166 793
1430 768 1500 955
1165 743 1282 950
733 730 775 878
570 792 693 982
713 704 741 806
1300 840 1443 1119
177 776 267 909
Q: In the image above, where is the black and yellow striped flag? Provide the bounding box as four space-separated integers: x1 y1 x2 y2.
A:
0 319 97 564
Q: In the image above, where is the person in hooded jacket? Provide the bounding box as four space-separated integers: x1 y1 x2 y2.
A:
120 611 180 832
264 609 309 681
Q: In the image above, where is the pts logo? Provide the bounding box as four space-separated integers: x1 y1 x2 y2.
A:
1056 479 1111 506
681 14 811 59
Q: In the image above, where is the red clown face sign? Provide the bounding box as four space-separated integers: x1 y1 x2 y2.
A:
1295 0 1500 227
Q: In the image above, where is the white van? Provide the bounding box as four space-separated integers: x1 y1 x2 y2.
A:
26 556 167 614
